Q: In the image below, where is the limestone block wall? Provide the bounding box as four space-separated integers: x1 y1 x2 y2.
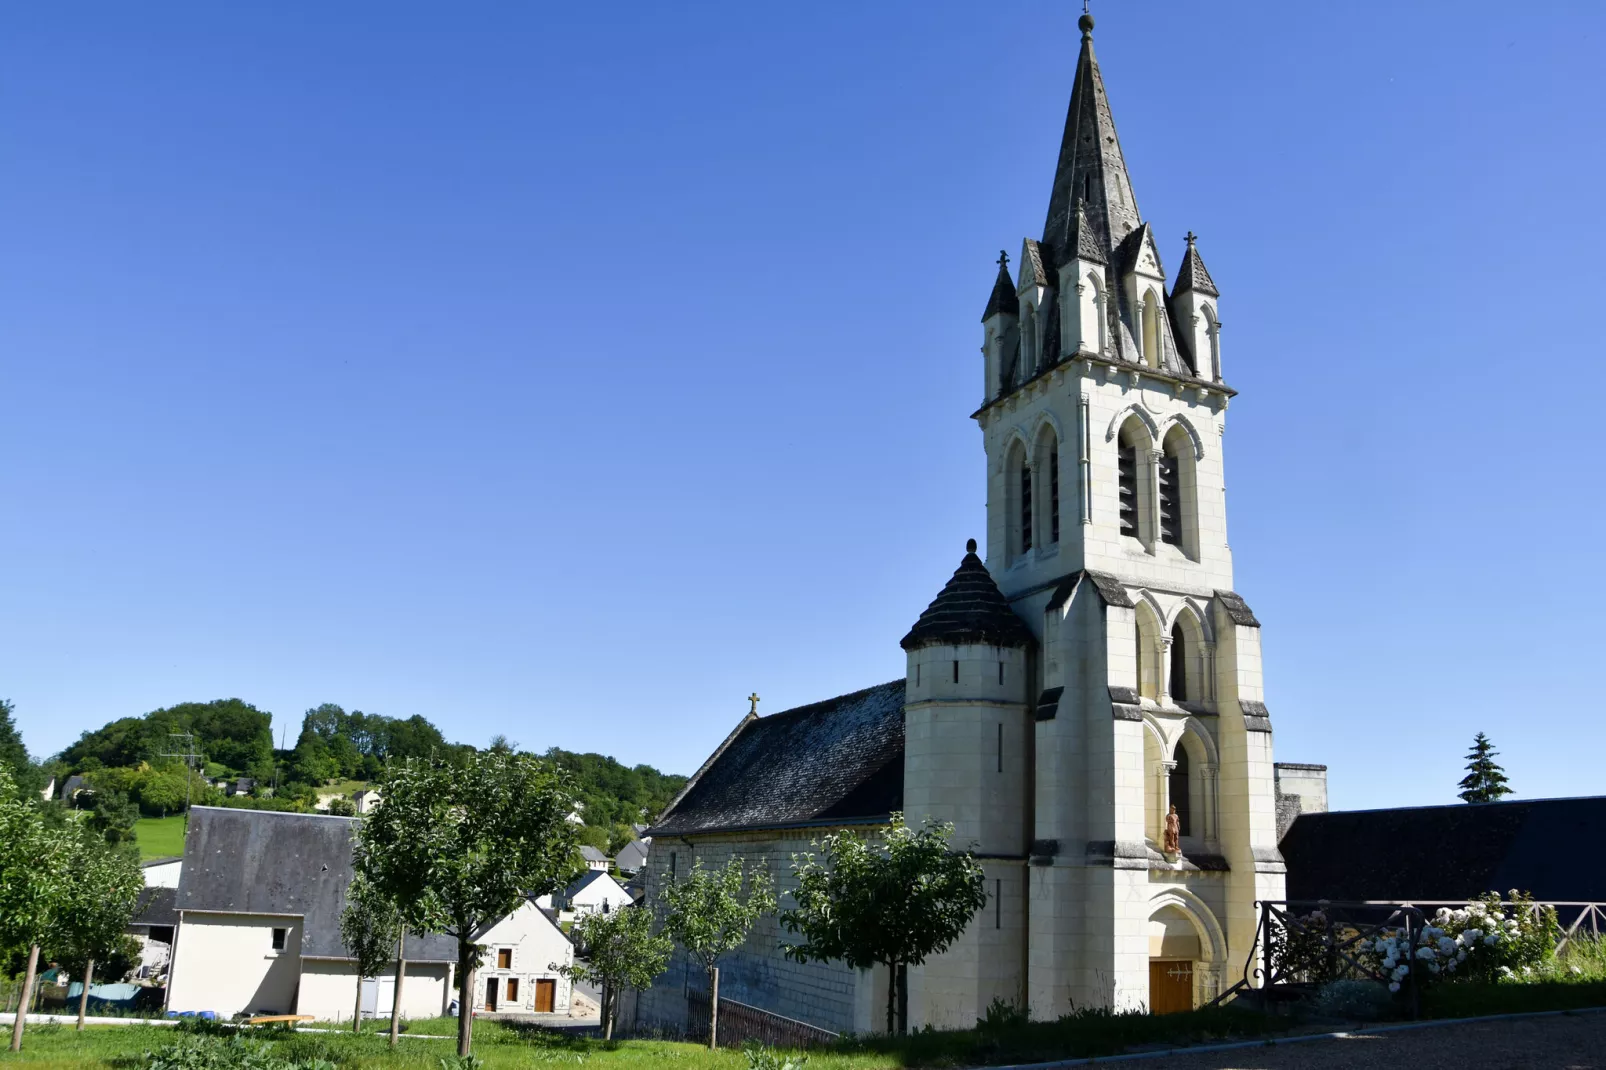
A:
632 830 876 1036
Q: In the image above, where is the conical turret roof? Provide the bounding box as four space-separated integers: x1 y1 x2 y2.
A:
1172 234 1219 297
981 258 1019 321
900 540 1034 651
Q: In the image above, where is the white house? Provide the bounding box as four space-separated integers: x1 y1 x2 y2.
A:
142 857 182 889
614 839 649 876
351 788 382 814
578 846 610 872
556 870 632 919
469 898 574 1015
130 887 178 983
165 807 458 1022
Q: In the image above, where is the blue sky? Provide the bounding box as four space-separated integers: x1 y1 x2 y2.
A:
2 2 1601 810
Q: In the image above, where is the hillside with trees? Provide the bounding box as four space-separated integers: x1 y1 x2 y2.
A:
31 697 686 852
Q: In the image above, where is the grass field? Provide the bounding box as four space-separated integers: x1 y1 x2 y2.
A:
133 815 187 860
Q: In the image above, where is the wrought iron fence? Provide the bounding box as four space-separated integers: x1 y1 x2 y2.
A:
685 990 840 1049
1210 898 1606 1017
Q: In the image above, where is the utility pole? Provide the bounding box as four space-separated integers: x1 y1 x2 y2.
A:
159 731 205 826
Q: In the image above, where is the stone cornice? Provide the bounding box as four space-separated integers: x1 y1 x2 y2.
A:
973 352 1237 427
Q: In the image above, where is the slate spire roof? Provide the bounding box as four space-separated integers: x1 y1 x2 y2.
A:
1172 233 1219 297
1041 13 1142 271
981 254 1019 321
900 540 1034 650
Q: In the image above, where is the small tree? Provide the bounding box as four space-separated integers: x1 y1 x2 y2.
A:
0 766 72 1051
49 821 144 1030
555 905 671 1039
1458 732 1513 803
353 751 577 1056
338 876 404 1033
660 857 775 1049
780 813 988 1035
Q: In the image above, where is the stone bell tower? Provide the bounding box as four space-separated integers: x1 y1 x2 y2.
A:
959 8 1283 1019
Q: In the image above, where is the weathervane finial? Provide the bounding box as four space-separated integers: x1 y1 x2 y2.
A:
997 249 1009 270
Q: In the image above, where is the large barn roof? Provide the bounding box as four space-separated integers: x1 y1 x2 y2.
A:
650 680 905 838
1281 796 1606 904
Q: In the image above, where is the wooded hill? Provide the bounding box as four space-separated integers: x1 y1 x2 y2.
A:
14 697 685 852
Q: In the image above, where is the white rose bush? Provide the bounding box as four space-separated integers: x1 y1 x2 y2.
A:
1366 892 1558 994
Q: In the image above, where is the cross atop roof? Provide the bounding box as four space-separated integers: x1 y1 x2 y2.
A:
748 692 761 715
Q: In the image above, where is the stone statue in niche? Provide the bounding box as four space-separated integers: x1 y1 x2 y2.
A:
1163 804 1181 856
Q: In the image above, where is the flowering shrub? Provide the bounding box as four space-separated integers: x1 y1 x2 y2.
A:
1366 892 1558 993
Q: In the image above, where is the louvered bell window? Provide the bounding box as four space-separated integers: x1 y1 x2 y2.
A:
1118 447 1138 538
1020 463 1033 552
1158 453 1182 546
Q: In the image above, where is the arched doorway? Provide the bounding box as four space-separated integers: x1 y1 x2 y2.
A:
1146 894 1226 1013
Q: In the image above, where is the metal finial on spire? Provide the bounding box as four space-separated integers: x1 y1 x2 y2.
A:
1079 0 1094 35
966 538 978 554
1186 231 1197 246
997 249 1009 269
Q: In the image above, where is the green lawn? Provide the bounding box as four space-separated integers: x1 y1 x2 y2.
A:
133 815 187 860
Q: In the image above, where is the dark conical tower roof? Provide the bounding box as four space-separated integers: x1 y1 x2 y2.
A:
981 257 1019 321
1172 233 1219 297
901 540 1034 651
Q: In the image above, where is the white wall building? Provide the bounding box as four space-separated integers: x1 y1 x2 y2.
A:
142 857 182 889
469 899 574 1015
633 12 1301 1034
557 870 632 920
165 807 457 1022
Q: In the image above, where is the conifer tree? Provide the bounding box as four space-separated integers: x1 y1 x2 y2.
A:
1458 732 1513 803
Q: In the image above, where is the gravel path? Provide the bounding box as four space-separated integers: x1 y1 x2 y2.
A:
1117 1012 1605 1070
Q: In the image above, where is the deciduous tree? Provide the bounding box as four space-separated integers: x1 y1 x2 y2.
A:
554 905 671 1039
338 876 403 1034
352 751 577 1056
660 857 775 1048
0 766 72 1051
48 822 144 1030
779 813 987 1035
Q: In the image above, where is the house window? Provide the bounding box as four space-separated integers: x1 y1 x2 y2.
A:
271 927 287 952
497 948 512 970
505 978 519 1003
1020 462 1033 551
1118 446 1138 538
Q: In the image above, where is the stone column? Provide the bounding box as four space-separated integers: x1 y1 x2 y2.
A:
1200 641 1216 705
1200 763 1219 846
1147 448 1164 551
1157 634 1174 706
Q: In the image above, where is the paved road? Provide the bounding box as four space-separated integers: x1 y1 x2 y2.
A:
1104 1012 1604 1070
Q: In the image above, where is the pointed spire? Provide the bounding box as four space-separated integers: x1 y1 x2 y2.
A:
901 540 1034 651
1041 10 1142 271
1172 231 1219 297
981 250 1019 321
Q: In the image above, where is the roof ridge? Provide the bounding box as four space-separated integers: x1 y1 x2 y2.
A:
756 678 907 722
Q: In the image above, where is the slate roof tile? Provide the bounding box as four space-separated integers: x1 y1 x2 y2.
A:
901 541 1034 650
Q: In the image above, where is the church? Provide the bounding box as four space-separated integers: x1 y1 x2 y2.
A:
633 12 1311 1033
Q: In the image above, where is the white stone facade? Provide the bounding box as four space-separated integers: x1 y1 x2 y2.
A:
634 13 1291 1035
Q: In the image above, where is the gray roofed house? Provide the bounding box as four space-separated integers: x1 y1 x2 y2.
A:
614 838 649 875
166 807 459 1021
579 845 611 871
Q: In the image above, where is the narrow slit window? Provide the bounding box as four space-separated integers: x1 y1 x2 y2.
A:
996 724 1003 772
1020 462 1034 551
1118 446 1138 537
995 879 1002 929
1049 449 1060 544
998 661 1004 685
952 660 959 683
670 852 677 878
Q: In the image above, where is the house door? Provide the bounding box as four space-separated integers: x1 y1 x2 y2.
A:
535 979 555 1013
1148 960 1193 1014
484 978 499 1012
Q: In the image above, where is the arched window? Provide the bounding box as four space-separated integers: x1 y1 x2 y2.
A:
1203 304 1220 380
1034 426 1060 547
1087 273 1108 354
1169 746 1191 837
1169 622 1188 702
1118 438 1140 540
1159 441 1182 547
1019 458 1033 552
1159 425 1196 557
1135 602 1161 701
1141 290 1161 369
1021 304 1039 377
